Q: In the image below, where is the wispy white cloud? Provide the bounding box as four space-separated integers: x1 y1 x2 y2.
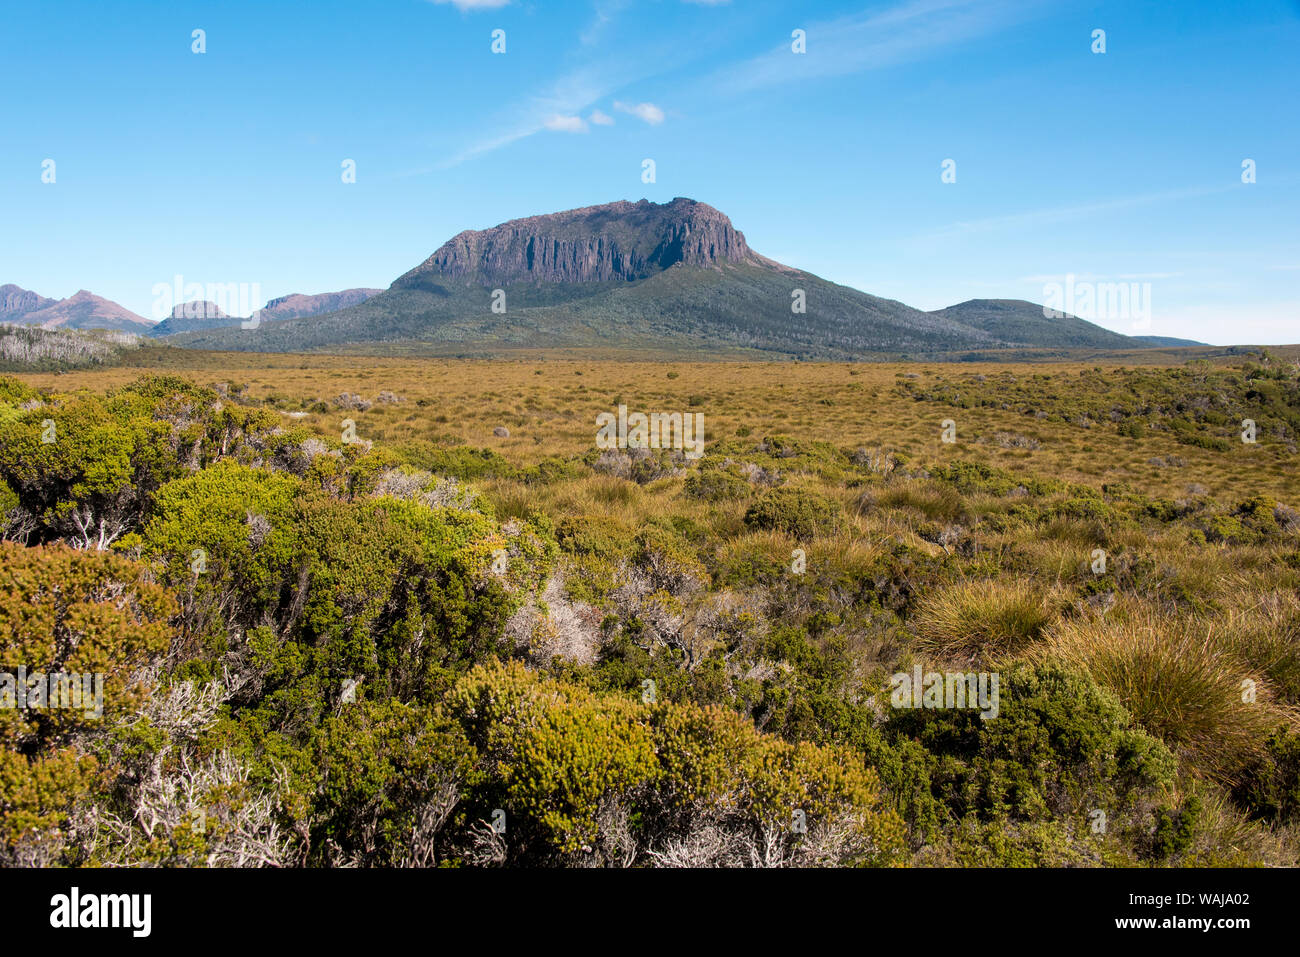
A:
1017 271 1185 283
614 100 665 124
427 0 511 11
581 0 631 46
544 114 589 133
717 0 1046 94
917 184 1238 242
429 54 673 168
430 127 533 170
430 63 615 168
589 109 615 125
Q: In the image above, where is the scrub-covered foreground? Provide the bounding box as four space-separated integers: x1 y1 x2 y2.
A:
1 360 1298 866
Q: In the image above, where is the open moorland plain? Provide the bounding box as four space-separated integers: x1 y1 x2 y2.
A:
3 346 1299 867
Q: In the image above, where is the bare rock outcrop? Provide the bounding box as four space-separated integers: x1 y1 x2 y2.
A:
396 198 759 288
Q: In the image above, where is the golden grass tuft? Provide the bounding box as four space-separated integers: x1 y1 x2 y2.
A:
1036 608 1298 785
912 578 1060 662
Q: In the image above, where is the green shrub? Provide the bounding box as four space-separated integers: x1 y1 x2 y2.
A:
886 661 1177 826
1152 795 1201 858
448 661 660 853
0 542 175 751
1176 432 1232 452
1235 729 1300 824
683 466 752 502
311 699 477 866
743 486 841 539
0 376 39 405
446 661 907 863
141 461 521 728
400 441 516 481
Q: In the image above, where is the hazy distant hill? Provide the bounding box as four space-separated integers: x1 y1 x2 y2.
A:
1133 334 1208 347
146 301 232 336
0 286 154 333
925 299 1137 349
149 288 382 338
260 288 385 321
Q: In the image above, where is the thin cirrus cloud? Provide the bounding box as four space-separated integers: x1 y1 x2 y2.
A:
914 183 1240 243
613 100 665 124
430 63 613 168
544 114 590 133
433 0 1030 171
427 0 511 10
1018 272 1185 284
432 46 674 169
717 0 1047 94
581 0 632 46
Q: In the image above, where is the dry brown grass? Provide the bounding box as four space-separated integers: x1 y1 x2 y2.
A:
912 578 1062 663
15 353 1297 502
1036 607 1299 785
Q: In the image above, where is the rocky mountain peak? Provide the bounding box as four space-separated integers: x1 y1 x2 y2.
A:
170 300 229 320
397 197 757 287
0 284 58 319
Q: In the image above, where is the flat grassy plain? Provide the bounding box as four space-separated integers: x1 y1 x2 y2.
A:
20 348 1299 501
8 346 1300 866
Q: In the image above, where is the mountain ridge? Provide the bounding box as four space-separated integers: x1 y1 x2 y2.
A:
0 287 154 332
396 198 759 290
146 288 383 337
0 283 58 321
173 198 1158 358
11 199 1196 356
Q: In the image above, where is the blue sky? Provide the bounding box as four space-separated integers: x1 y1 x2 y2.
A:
2 0 1297 343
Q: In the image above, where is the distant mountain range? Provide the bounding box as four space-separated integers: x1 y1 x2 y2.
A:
146 288 382 337
0 284 382 337
926 299 1204 350
0 285 154 333
5 199 1208 357
163 199 1206 358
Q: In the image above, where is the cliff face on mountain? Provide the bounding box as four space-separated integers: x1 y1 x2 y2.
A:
0 284 58 321
260 288 383 321
166 197 1178 359
396 198 758 288
171 301 229 320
